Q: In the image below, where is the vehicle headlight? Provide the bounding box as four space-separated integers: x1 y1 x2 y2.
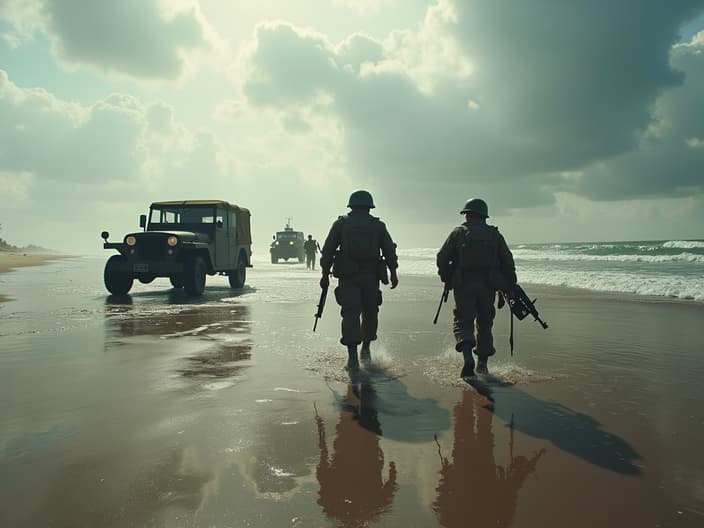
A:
125 236 136 246
289 241 294 245
167 236 178 247
275 241 279 246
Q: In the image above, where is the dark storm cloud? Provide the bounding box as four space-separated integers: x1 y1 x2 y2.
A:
41 0 208 79
242 0 704 208
569 35 704 200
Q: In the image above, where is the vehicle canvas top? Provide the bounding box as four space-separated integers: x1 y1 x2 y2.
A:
150 200 251 245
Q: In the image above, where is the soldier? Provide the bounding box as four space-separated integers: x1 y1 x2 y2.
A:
319 190 399 370
436 198 517 377
304 234 321 270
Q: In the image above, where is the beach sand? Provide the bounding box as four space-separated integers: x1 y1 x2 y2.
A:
0 258 703 527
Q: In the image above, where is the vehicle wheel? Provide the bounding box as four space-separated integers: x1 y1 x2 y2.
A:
183 256 206 296
298 255 305 263
228 257 246 289
104 255 133 295
271 255 277 264
169 276 184 288
138 274 156 284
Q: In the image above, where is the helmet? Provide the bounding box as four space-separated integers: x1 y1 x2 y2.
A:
347 190 375 209
460 198 489 217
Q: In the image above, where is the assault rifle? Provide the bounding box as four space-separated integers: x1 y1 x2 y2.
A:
313 285 328 332
433 286 450 325
500 284 548 354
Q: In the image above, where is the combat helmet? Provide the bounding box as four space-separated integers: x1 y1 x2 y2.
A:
460 198 489 217
347 190 375 209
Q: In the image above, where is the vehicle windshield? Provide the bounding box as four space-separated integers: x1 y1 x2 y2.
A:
148 206 222 231
276 231 299 240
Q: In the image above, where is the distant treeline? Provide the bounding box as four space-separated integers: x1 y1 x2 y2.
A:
0 224 47 252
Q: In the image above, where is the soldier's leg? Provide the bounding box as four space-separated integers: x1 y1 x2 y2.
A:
452 285 477 352
453 285 478 377
475 288 497 367
312 253 316 270
335 279 363 347
360 277 380 361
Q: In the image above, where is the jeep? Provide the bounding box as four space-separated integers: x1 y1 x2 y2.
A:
101 200 252 296
270 220 305 263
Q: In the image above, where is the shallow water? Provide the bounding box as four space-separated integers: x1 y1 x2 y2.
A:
1 257 703 527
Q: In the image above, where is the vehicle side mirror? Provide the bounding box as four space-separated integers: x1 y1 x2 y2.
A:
139 215 147 229
272 235 276 240
101 231 109 240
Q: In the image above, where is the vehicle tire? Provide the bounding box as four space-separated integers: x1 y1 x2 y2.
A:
104 255 134 295
271 255 277 264
228 257 246 289
169 276 184 288
183 256 206 296
298 255 304 263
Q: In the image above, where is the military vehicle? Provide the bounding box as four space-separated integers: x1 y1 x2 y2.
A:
270 219 305 263
101 200 252 296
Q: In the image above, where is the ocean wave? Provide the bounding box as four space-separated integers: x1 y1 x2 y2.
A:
663 240 704 249
511 250 704 264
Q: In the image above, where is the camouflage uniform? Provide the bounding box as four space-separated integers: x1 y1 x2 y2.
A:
320 210 398 346
436 218 516 359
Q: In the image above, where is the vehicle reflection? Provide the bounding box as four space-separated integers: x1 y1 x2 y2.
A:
104 298 252 382
433 389 545 528
316 381 398 527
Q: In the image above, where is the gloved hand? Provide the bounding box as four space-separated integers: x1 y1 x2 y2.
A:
390 269 399 289
320 273 330 289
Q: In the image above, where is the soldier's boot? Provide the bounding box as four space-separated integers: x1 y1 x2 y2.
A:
347 344 360 371
360 341 371 364
460 342 475 378
476 356 489 375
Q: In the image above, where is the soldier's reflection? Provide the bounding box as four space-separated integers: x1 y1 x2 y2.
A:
316 382 397 527
433 390 545 528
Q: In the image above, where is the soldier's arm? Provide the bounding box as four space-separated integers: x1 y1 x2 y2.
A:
379 222 398 271
497 232 517 285
319 221 342 275
436 230 458 283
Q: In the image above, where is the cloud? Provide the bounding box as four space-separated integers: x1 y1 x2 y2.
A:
239 0 704 215
1 0 213 80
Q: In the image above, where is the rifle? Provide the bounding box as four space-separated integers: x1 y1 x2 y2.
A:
501 284 548 355
313 285 328 331
432 286 450 325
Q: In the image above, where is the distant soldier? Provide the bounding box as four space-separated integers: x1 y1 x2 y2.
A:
436 198 517 377
320 190 399 370
304 234 321 270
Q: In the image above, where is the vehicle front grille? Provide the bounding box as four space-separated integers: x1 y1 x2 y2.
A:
136 239 168 260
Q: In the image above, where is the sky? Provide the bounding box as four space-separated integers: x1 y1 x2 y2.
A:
1 0 703 255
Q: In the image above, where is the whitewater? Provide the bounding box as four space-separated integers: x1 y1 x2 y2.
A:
397 240 704 302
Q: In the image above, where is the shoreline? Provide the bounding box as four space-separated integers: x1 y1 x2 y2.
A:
0 251 76 303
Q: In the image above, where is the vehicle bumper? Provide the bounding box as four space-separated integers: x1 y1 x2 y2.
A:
109 259 185 275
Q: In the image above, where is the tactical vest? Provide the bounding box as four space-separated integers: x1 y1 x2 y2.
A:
340 215 380 261
458 225 499 272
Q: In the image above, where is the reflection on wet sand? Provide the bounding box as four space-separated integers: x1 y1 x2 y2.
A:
24 448 212 528
434 389 545 528
105 298 253 384
316 382 398 527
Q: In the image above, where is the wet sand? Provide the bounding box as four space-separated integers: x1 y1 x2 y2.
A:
0 251 73 302
0 256 703 527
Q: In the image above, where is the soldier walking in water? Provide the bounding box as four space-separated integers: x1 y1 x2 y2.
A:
436 198 517 377
319 190 399 370
304 234 321 270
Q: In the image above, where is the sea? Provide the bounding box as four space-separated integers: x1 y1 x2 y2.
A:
397 240 704 302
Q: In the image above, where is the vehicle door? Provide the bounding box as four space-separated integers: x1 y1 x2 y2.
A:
214 208 230 270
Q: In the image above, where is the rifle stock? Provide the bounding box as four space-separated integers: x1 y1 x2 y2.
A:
313 286 328 332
